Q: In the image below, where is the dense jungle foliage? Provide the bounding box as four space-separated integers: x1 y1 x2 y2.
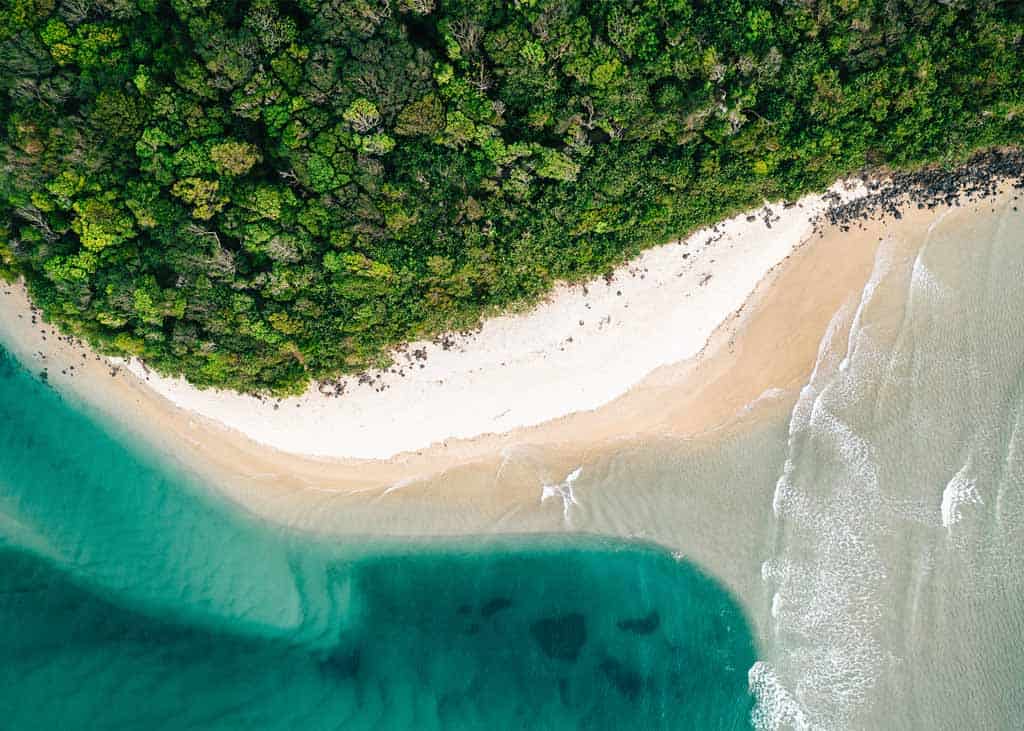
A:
1 0 1022 393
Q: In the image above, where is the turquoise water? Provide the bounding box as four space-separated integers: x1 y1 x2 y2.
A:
0 346 756 729
4 196 1023 731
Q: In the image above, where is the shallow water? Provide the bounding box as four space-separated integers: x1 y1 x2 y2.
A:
752 197 1024 729
496 195 1024 731
0 346 756 730
2 195 1023 730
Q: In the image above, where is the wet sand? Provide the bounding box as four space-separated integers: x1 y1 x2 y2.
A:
3 178 1022 731
117 184 870 460
0 197 943 535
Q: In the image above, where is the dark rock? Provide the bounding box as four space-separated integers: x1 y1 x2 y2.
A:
616 610 660 636
813 149 1024 237
600 656 644 702
480 597 513 619
530 612 587 662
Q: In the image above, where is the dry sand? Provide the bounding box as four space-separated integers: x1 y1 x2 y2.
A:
115 183 870 460
0 186 959 536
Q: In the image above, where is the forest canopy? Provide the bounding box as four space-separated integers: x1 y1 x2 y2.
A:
1 0 1022 393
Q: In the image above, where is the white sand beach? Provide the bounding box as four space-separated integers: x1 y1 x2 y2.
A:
1 182 1006 543
113 181 869 460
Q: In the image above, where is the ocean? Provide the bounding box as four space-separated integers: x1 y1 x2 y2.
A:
1 193 1023 729
750 195 1024 729
0 340 755 729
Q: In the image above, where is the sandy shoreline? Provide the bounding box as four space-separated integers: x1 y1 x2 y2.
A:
0 188 937 507
108 150 1023 465
0 179 1014 616
116 182 870 461
0 181 1016 541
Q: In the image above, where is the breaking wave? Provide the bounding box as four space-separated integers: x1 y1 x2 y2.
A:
753 195 1024 729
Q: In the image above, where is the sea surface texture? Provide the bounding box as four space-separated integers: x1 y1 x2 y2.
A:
751 198 1024 729
1 198 1023 730
0 344 755 729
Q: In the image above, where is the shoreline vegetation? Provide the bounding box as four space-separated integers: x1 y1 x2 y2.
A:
119 149 1024 458
0 160 1020 526
117 178 868 459
2 0 1023 394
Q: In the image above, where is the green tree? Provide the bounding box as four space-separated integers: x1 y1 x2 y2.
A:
1 0 1021 394
71 196 135 251
210 140 262 176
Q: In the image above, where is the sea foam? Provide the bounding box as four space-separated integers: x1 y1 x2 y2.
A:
941 462 983 528
756 242 896 729
541 467 582 523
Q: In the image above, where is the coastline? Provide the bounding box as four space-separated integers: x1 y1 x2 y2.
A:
105 148 1024 465
114 181 871 461
0 172 1019 538
0 200 968 463
1 175 1018 632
